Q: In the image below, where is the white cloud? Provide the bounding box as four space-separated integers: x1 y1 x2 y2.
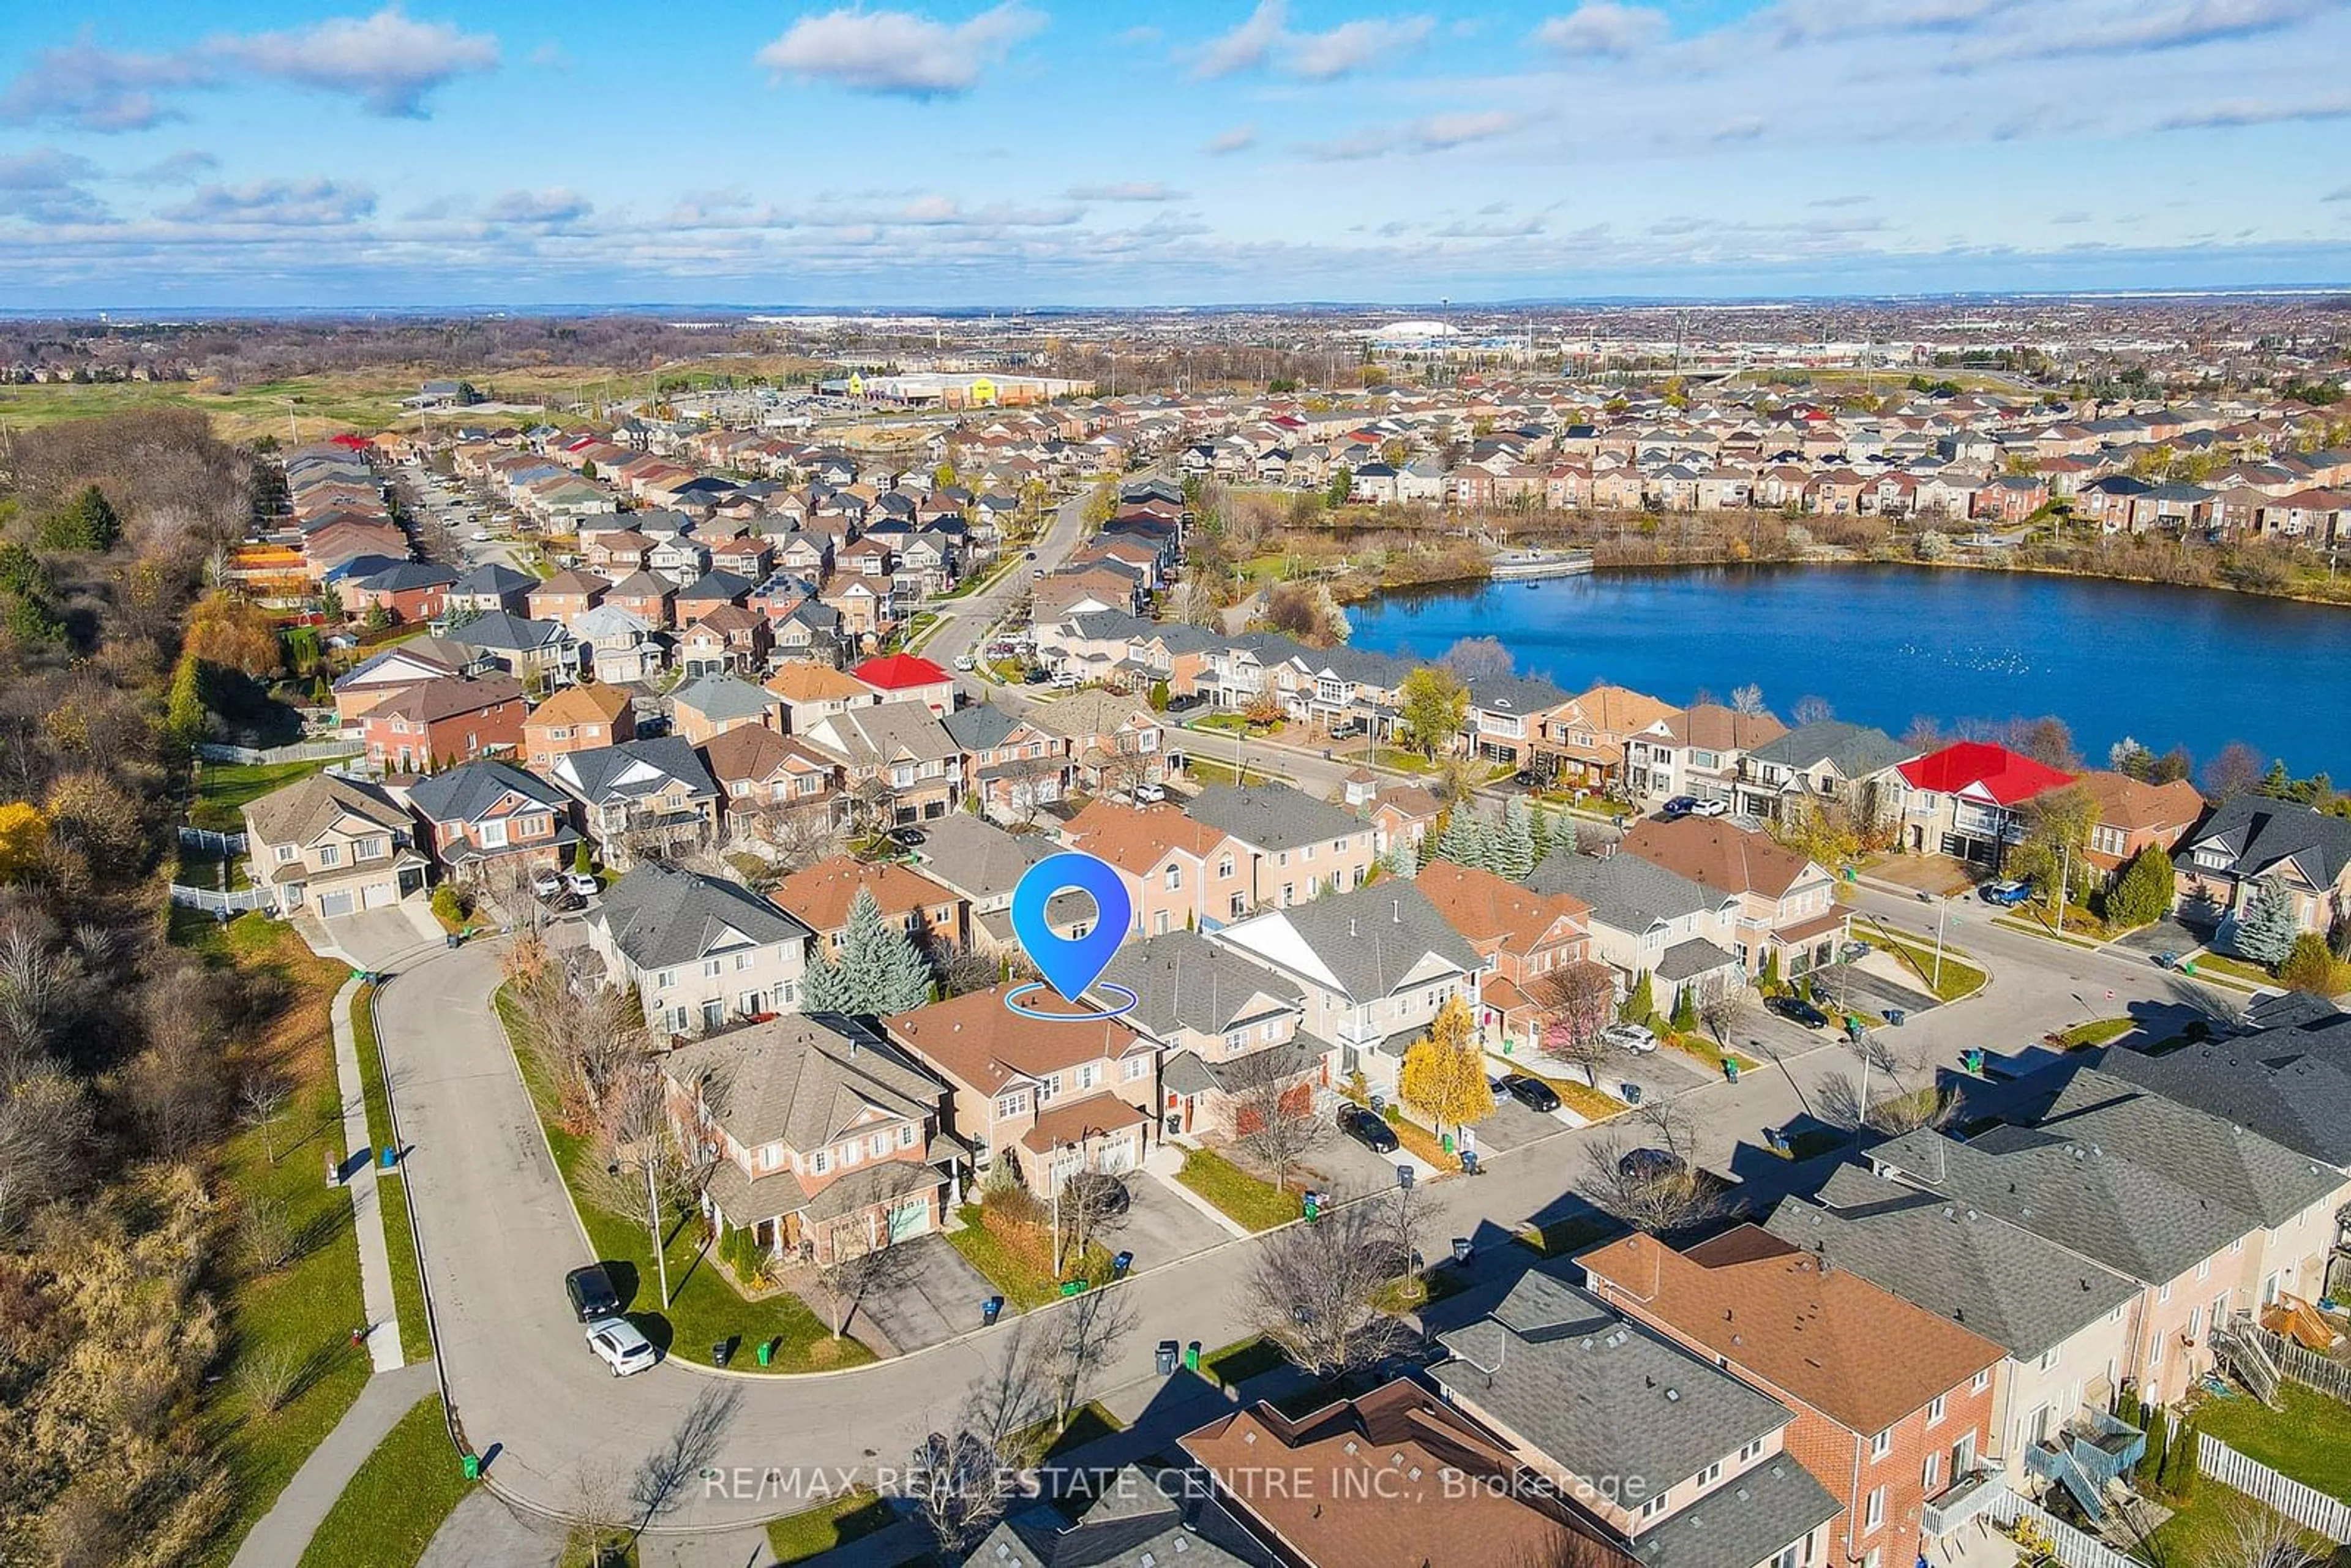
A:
127 149 219 186
1532 3 1670 57
2156 91 2351 128
484 187 594 226
0 148 111 223
1406 110 1524 149
1193 1 1432 80
894 195 1081 227
1955 0 2328 61
1205 124 1259 154
1064 182 1185 201
0 8 497 130
163 178 377 226
756 4 1045 98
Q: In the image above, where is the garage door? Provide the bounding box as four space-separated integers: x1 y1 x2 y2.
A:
317 890 355 918
885 1199 929 1243
1096 1138 1136 1176
362 881 396 909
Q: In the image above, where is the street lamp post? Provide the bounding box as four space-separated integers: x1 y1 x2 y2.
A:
1930 894 1949 993
611 1156 670 1308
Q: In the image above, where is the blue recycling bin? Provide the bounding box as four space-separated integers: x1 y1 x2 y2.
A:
1621 1081 1644 1106
1886 1008 1907 1027
378 1144 397 1171
1112 1250 1133 1278
1459 1149 1480 1176
981 1295 1003 1326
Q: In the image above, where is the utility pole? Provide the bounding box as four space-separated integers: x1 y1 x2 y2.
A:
2054 839 2072 935
1930 895 1948 993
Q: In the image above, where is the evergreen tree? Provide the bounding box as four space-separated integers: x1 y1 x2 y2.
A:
2167 1420 2197 1499
1434 806 1490 871
1759 948 1781 994
164 654 206 749
1670 983 1698 1033
1528 804 1553 865
35 484 121 552
828 886 936 1015
2102 843 2174 928
1494 795 1537 881
1551 812 1577 857
1621 970 1655 1026
2138 1405 2169 1487
2230 873 2298 967
572 840 592 875
1378 836 1415 880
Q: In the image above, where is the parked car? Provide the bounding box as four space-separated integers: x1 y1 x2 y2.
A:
888 826 928 849
1060 1171 1130 1218
1512 770 1544 789
1688 798 1730 817
1839 940 1872 964
1131 782 1166 804
1616 1147 1688 1184
1768 995 1831 1029
2153 950 2181 970
1026 549 1038 560
1600 1021 1659 1054
1979 879 2034 907
564 1262 621 1322
951 654 977 672
564 870 600 898
530 868 563 899
1051 670 1081 689
1498 1073 1561 1114
1338 1103 1399 1153
585 1315 658 1377
1661 795 1698 817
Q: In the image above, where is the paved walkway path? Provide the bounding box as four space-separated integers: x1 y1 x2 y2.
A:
329 973 406 1373
1140 1142 1250 1238
416 1488 566 1568
229 1360 440 1568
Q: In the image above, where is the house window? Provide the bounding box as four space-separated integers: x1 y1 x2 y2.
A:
479 819 509 849
1697 1460 1722 1488
736 951 754 971
840 1138 861 1167
276 844 296 863
1040 1073 1062 1103
898 1124 917 1149
1739 1439 1767 1464
1637 1495 1666 1521
996 1092 1026 1119
1076 1063 1098 1090
869 1131 889 1157
1864 1487 1885 1532
1927 1394 1946 1427
703 958 724 978
1870 1428 1892 1461
1217 855 1235 879
318 843 340 867
1922 1450 1940 1492
1164 866 1182 890
1972 1368 1990 1393
2040 1346 2060 1372
1122 1056 1149 1081
811 1149 830 1174
2159 1282 2173 1304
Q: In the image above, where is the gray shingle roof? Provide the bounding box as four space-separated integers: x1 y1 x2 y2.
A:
243 772 409 844
1102 929 1304 1036
549 737 719 806
1460 670 1570 715
976 1468 1269 1567
803 700 958 767
2099 1016 2351 1168
673 673 780 723
596 863 811 972
1184 783 1362 853
1525 851 1723 933
406 759 570 822
1744 721 1910 778
910 813 1051 905
665 1011 938 1153
1763 1165 2140 1360
448 609 568 655
1656 936 1739 981
941 700 1022 752
1227 881 1479 1003
449 562 535 599
2179 797 2351 889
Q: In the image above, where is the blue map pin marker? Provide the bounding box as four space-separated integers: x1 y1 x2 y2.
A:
1010 850 1133 1007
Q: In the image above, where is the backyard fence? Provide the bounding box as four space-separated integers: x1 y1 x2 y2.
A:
1984 1487 2148 1568
2198 1433 2351 1544
167 885 272 915
2246 1322 2351 1405
176 825 247 857
196 738 362 766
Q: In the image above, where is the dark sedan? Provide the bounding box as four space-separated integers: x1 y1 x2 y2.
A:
1616 1147 1689 1184
1768 995 1831 1029
1338 1103 1399 1153
1496 1073 1561 1114
564 1262 622 1322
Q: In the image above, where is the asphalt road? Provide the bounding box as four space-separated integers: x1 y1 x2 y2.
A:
373 890 2227 1534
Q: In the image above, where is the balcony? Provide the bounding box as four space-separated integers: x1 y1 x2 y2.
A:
1922 1469 2007 1537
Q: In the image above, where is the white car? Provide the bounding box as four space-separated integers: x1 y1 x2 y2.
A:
951 654 977 672
1601 1022 1660 1054
585 1316 658 1377
1689 798 1730 817
1131 782 1167 804
564 870 600 898
1051 671 1081 689
530 868 563 899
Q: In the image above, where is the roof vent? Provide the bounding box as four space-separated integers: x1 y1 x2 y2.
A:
1242 1430 1256 1445
1344 1440 1359 1455
1666 1389 1680 1402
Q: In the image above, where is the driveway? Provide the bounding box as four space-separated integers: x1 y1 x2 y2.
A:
1463 1093 1565 1154
302 901 445 969
850 1234 996 1354
2112 915 2210 959
1813 959 1940 1019
1112 1172 1231 1272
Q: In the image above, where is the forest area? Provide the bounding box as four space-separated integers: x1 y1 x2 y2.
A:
0 410 361 1566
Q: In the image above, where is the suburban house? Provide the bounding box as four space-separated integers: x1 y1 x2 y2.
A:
1027 689 1168 797
358 674 528 773
1626 702 1790 808
1457 671 1571 768
330 638 476 721
1735 722 1916 833
1433 1269 1843 1568
546 737 723 868
1893 741 2077 865
570 604 665 685
521 681 636 773
405 760 579 884
700 726 838 829
883 983 1155 1193
1764 1165 2144 1498
798 700 964 825
1181 1381 1611 1568
969 1466 1267 1568
670 673 785 746
908 814 1052 951
2098 994 2351 1172
444 610 579 686
1534 683 1684 791
241 773 430 918
943 702 1070 823
2073 770 2207 875
1212 880 1482 1095
850 652 956 715
1057 798 1237 938
1100 928 1319 1139
588 863 814 1035
765 660 881 733
661 1011 956 1266
1185 784 1379 910
1619 817 1847 977
1872 1065 2350 1405
1581 1228 2006 1568
1524 849 1745 1008
2171 795 2351 941
1411 859 1597 1056
527 567 609 628
767 854 967 959
443 561 536 617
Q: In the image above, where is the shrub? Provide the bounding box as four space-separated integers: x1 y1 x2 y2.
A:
2278 932 2351 996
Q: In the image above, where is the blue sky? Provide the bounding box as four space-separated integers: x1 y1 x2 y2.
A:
1 1 2347 307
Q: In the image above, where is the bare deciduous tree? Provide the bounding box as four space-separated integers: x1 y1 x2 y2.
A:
2203 1496 2330 1568
809 1166 933 1338
0 1067 92 1241
1730 683 1766 716
1695 973 1756 1047
1223 1050 1323 1196
1537 962 1618 1081
1238 1198 1422 1376
503 931 653 1134
911 1322 1051 1555
237 1075 291 1167
1579 1104 1722 1236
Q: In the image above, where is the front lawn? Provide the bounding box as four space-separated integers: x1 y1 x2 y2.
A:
1520 1214 1627 1258
944 1201 1117 1313
1204 1334 1289 1387
1176 1148 1302 1232
497 991 872 1375
2180 949 2273 988
767 1488 899 1566
293 1394 470 1568
2053 1016 2137 1050
1867 929 1989 1002
189 915 374 1568
352 985 432 1362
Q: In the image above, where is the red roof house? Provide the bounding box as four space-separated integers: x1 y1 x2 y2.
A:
850 653 955 716
1894 741 2076 863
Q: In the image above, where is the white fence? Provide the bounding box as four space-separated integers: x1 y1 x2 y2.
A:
167 885 273 915
2199 1433 2351 1544
196 738 362 766
176 825 248 857
1984 1487 2148 1568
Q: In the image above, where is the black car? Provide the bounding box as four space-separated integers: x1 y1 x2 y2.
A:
564 1262 622 1322
1026 549 1038 560
1338 1103 1399 1153
888 826 928 849
1497 1073 1561 1114
1616 1147 1688 1184
1768 995 1832 1029
1060 1171 1130 1218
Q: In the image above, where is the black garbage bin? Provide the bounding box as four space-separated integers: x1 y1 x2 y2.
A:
711 1338 733 1367
1452 1237 1474 1266
1156 1339 1179 1376
1396 1165 1414 1191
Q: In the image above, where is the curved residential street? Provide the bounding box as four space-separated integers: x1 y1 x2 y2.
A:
372 880 2238 1532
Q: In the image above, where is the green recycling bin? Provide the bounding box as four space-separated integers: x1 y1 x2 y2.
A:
1722 1059 1740 1084
756 1338 774 1367
462 1454 480 1481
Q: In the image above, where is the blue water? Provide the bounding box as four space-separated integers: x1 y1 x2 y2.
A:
1346 563 2351 778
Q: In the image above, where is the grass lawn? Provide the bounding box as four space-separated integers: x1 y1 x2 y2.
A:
1667 1033 1761 1077
1187 711 1252 734
351 985 432 1362
1867 929 1989 1002
2151 1384 2351 1566
1184 757 1289 789
1176 1148 1302 1232
766 1489 900 1565
1774 1127 1849 1161
945 1204 1116 1313
1992 914 2105 949
1386 1110 1462 1172
293 1394 470 1568
2181 950 2274 988
186 915 373 1568
2054 1016 2138 1050
496 991 872 1375
191 756 337 831
1204 1334 1290 1387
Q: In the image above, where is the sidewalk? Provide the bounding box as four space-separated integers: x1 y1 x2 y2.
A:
331 973 406 1373
229 1360 438 1568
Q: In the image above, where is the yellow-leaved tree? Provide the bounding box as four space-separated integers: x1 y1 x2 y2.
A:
1397 995 1492 1138
0 800 47 882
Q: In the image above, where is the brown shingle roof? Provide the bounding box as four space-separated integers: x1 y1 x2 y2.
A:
1581 1226 2002 1433
1061 798 1225 875
1663 701 1788 752
1619 817 1817 901
370 673 525 724
2075 769 2206 836
527 681 632 728
769 854 959 933
1412 859 1589 956
884 982 1141 1095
